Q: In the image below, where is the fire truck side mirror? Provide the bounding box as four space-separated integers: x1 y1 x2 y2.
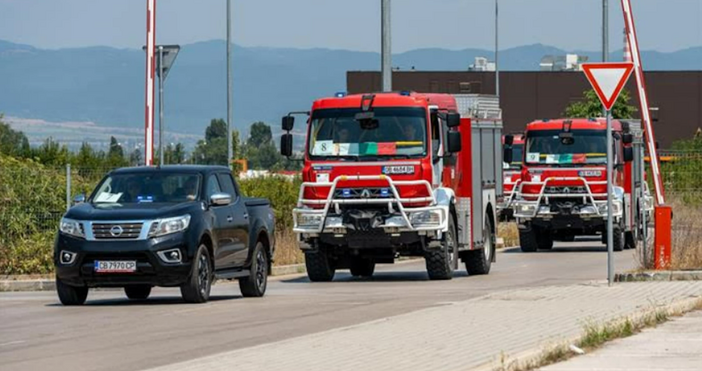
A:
446 113 461 128
446 131 462 153
504 134 514 146
281 133 293 157
623 147 634 163
282 116 295 131
622 133 634 145
503 147 514 164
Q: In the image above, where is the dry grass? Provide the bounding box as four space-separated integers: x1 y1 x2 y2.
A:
669 198 702 270
273 230 304 266
498 222 520 248
636 196 702 270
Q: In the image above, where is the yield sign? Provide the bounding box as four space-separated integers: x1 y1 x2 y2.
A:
581 63 634 111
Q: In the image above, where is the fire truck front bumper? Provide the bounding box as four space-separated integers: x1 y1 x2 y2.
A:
512 199 623 220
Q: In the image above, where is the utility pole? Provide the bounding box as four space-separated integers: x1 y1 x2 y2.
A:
381 0 392 92
495 0 499 98
226 0 233 168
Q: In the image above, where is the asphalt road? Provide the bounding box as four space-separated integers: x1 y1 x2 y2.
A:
1 238 637 371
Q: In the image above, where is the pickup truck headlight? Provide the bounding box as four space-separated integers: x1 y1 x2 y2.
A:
410 210 442 227
59 218 85 238
298 213 324 227
149 215 191 237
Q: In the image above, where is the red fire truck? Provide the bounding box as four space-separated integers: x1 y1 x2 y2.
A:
499 133 524 221
511 118 652 251
280 92 506 281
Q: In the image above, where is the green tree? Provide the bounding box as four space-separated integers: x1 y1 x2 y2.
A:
564 89 637 119
106 137 127 168
32 137 70 166
0 115 30 157
129 148 142 166
192 119 240 166
242 121 286 170
248 121 273 147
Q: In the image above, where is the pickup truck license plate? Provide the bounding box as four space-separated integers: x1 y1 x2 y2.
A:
94 260 137 273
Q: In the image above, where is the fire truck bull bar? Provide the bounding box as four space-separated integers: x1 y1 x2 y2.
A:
512 177 623 219
292 175 449 235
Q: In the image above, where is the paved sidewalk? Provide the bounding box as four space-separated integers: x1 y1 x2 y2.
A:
540 310 702 371
144 281 702 371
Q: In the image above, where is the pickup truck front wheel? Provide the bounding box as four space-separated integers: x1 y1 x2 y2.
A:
180 244 212 303
239 242 268 297
56 277 88 306
305 248 335 282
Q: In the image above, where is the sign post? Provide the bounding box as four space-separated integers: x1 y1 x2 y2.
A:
582 62 634 285
144 0 156 166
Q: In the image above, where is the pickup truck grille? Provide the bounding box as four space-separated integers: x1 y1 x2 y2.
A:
92 223 143 239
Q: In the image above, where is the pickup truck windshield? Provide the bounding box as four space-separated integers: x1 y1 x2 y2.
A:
91 173 201 204
525 129 607 165
308 107 427 160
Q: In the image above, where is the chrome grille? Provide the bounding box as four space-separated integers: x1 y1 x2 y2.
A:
92 222 143 239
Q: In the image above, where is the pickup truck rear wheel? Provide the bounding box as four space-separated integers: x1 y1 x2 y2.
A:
56 277 88 306
239 242 268 297
519 227 539 253
180 244 212 303
349 258 375 277
425 217 456 280
305 249 335 282
124 285 151 300
464 219 493 275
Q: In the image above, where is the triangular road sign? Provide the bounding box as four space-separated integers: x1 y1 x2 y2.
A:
581 63 634 111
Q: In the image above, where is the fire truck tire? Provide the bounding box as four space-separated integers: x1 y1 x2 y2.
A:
519 228 539 253
537 230 554 250
625 231 636 250
349 258 375 277
305 250 336 282
425 217 456 280
464 220 493 275
613 225 624 252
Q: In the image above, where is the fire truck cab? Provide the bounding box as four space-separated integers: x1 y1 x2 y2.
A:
280 92 505 281
512 118 652 251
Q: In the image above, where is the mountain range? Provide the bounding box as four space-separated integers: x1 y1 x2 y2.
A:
1 39 700 142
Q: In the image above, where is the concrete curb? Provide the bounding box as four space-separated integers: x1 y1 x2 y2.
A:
615 270 702 282
0 258 425 292
472 295 702 371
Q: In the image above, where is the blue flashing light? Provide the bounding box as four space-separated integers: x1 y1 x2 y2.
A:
335 92 347 98
399 91 411 96
380 188 390 197
342 188 351 197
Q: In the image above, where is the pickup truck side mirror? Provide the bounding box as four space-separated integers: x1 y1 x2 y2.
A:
446 112 461 128
72 194 86 205
446 131 462 153
210 192 232 206
503 147 514 164
623 147 634 162
281 133 293 157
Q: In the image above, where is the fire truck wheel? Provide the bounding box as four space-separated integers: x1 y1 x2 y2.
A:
464 220 493 275
425 217 456 280
519 228 539 253
305 249 336 282
613 225 625 252
624 231 636 250
349 258 375 277
537 230 554 250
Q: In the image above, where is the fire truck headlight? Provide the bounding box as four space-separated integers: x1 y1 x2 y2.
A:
298 214 324 227
517 204 536 215
410 210 442 227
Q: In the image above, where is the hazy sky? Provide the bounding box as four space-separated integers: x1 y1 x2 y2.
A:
1 0 700 53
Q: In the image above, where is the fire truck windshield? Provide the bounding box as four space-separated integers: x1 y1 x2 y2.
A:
307 107 427 160
525 129 607 165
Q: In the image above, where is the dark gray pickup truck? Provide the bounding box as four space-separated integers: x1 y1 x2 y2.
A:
54 165 275 305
